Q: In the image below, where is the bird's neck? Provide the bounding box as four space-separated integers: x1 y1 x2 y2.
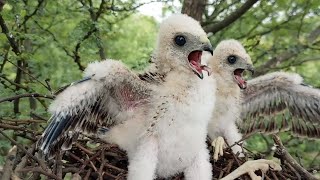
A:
215 73 241 103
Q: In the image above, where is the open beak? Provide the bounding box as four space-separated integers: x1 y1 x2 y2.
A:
234 64 254 89
203 45 213 55
188 44 213 79
247 65 255 75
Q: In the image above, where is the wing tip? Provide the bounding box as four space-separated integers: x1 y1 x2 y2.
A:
250 71 303 85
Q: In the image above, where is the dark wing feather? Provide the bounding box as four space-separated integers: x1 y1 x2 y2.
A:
138 72 165 84
37 60 152 158
240 72 320 138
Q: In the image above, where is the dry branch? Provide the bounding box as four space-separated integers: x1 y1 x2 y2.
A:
0 119 318 180
1 146 17 180
203 0 259 34
0 15 20 55
272 134 318 180
0 93 54 104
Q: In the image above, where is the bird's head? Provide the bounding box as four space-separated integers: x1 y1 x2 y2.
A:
210 39 254 89
153 14 213 79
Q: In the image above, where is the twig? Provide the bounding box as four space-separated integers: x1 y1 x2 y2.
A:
56 153 63 179
67 151 98 171
272 134 318 180
0 93 54 103
72 26 97 71
2 146 17 180
30 112 48 121
15 133 37 141
17 167 61 180
0 15 21 55
75 142 94 155
225 139 242 166
204 0 259 33
0 131 48 172
0 123 42 135
14 144 36 178
6 59 53 92
219 160 233 179
79 151 101 173
84 168 92 180
309 151 320 168
0 47 9 73
0 74 29 90
284 161 301 180
98 150 105 180
276 171 288 180
270 171 279 180
0 118 46 124
104 163 126 173
62 167 79 173
20 0 45 27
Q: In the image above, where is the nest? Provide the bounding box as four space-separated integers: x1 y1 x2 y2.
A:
0 120 318 180
0 132 318 180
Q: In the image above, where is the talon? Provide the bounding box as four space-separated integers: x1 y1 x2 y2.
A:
211 136 225 161
219 159 281 180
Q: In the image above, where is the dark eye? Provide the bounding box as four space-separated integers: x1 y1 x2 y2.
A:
227 55 237 64
174 35 186 46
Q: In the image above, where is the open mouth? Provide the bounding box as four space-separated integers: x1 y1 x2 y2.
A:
234 69 247 89
188 51 212 79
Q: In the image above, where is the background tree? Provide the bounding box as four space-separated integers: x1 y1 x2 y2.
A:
0 0 319 178
0 0 157 164
181 0 320 170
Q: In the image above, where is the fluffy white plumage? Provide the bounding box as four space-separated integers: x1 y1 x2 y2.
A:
207 39 253 157
204 39 320 180
205 39 284 180
208 40 320 157
38 14 216 180
246 71 303 85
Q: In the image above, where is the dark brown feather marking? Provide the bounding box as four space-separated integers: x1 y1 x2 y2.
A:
241 73 320 138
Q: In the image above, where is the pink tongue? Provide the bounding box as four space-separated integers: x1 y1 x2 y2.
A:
235 75 247 89
191 60 202 72
188 51 212 77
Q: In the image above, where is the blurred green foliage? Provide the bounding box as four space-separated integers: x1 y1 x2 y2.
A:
0 0 319 171
0 0 159 165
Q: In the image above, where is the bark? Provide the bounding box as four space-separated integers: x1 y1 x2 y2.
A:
0 0 5 11
181 0 207 22
204 0 259 34
1 146 17 180
13 60 23 114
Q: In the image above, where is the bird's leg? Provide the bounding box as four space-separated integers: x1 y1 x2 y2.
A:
224 123 244 156
127 136 158 180
220 159 282 180
184 147 212 180
211 123 244 161
211 136 225 161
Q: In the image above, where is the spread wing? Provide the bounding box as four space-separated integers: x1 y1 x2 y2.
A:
37 60 152 158
240 72 320 138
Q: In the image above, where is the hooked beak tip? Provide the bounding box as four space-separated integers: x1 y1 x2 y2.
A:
198 73 204 79
248 68 255 75
203 45 213 55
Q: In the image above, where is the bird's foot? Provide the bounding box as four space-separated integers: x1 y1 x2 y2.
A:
211 136 225 161
221 159 282 180
243 159 281 180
